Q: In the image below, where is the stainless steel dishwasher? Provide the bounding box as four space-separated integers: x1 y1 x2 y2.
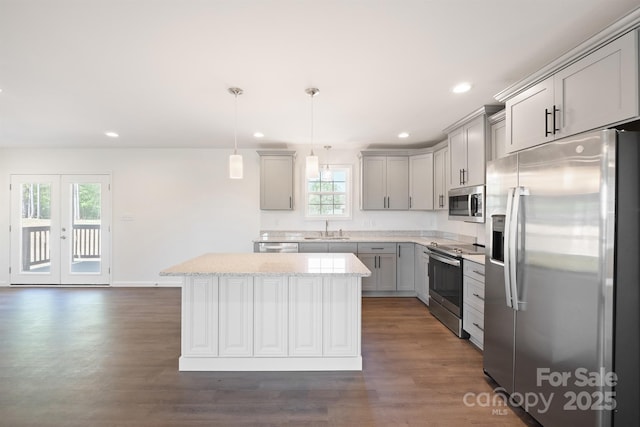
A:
254 242 299 253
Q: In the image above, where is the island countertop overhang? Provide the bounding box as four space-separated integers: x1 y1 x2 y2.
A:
160 252 371 277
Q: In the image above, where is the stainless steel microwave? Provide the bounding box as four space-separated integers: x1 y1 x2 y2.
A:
448 185 484 223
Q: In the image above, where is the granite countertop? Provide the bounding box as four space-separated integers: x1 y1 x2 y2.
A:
254 231 486 265
160 253 372 277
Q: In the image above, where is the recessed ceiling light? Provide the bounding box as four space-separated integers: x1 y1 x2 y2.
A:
253 132 264 138
398 132 410 139
105 131 119 138
452 82 472 94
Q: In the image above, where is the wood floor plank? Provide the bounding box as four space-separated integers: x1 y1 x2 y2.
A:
0 288 540 426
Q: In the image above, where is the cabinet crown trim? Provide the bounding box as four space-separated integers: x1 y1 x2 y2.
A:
494 9 640 102
442 105 503 134
257 150 297 157
488 109 506 124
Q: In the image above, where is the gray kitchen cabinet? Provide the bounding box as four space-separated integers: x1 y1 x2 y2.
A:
489 110 507 161
433 145 448 210
361 155 409 210
298 242 357 253
396 243 415 291
298 242 329 253
504 29 638 154
258 151 295 210
445 106 501 189
414 244 429 305
328 242 358 253
409 153 434 210
357 243 397 291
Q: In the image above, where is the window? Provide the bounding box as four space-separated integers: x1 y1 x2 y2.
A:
305 166 352 219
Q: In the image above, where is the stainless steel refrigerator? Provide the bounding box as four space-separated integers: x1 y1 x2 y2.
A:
483 129 639 427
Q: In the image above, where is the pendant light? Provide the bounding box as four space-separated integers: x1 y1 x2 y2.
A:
305 87 320 180
228 87 243 179
323 145 332 181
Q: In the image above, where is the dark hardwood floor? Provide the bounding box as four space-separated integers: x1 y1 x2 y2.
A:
0 288 540 426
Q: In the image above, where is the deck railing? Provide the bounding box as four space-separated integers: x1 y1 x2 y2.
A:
21 224 101 270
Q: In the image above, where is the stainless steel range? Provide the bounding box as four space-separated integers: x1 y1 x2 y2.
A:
426 242 484 337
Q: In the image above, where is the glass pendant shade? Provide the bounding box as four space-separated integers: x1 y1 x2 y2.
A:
323 165 332 181
228 87 244 180
229 153 243 179
306 154 320 180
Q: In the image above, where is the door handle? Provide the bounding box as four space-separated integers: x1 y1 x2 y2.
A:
472 292 484 301
552 105 559 134
504 187 515 308
545 108 552 136
509 186 529 311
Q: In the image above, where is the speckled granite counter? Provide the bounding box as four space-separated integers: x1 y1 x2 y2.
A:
161 252 367 372
161 253 371 277
253 231 486 265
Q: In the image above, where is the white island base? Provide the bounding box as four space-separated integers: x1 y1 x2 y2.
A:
161 253 370 372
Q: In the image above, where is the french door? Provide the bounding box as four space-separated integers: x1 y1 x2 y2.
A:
10 175 111 285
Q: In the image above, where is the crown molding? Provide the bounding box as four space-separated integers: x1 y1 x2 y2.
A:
495 6 640 102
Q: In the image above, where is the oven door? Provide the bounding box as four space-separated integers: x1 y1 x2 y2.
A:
428 252 463 316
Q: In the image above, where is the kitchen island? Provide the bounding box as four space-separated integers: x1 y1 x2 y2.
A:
161 253 371 371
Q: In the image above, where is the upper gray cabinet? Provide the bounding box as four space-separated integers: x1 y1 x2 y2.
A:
489 110 507 161
444 105 502 190
433 145 448 210
499 28 639 154
409 153 434 210
361 154 409 210
258 151 295 210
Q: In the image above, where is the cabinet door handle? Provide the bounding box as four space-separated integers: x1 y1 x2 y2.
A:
462 169 466 185
472 292 485 301
289 196 292 209
545 108 552 137
409 196 412 209
552 105 559 134
472 269 485 277
473 322 484 332
398 245 401 258
459 169 463 185
387 196 390 209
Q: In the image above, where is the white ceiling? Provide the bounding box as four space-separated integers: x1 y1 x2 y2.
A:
1 0 639 150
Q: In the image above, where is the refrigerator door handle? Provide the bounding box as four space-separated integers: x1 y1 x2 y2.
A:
503 187 515 308
510 186 528 311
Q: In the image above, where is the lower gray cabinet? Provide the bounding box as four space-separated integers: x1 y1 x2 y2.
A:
414 244 430 304
396 243 415 291
357 243 397 291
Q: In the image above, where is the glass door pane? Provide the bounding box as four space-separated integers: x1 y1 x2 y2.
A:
61 175 111 285
11 175 61 284
70 183 102 274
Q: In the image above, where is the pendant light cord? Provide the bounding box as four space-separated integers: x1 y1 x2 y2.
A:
310 91 314 156
233 91 238 155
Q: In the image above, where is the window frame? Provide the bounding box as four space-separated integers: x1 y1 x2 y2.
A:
304 164 353 220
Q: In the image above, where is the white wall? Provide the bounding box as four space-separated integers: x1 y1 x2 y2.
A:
433 211 486 245
260 146 438 233
0 148 261 286
0 145 482 286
